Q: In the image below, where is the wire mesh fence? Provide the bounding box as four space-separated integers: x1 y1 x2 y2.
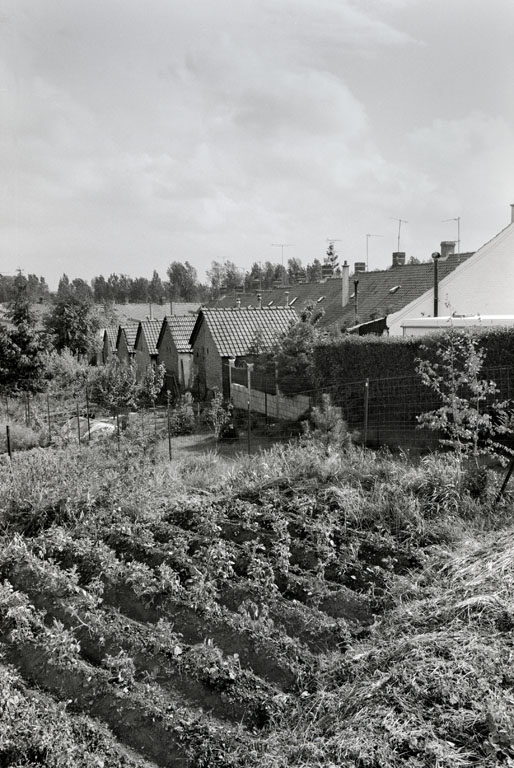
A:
1 364 513 460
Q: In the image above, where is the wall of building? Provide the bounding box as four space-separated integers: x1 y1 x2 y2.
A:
388 221 514 335
192 321 223 397
134 335 152 380
117 335 133 366
158 327 193 390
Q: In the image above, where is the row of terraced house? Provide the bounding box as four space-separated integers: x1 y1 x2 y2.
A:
101 206 514 401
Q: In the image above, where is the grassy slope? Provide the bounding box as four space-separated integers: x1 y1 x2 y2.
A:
1 438 514 766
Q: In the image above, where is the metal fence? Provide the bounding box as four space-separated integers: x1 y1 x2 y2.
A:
2 364 513 460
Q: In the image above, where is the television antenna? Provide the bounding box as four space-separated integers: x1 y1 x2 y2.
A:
390 217 408 252
271 244 295 285
365 234 383 270
442 216 461 254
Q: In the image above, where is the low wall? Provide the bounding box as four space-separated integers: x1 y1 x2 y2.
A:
231 383 310 421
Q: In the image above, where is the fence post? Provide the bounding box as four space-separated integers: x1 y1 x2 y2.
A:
116 410 120 452
247 400 251 455
46 393 52 444
6 425 12 459
85 387 91 442
247 364 253 455
363 378 369 447
167 393 172 462
76 401 81 446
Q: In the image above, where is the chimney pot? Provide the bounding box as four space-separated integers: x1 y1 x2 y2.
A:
284 290 290 306
440 241 455 259
392 252 406 267
257 293 262 309
236 297 241 309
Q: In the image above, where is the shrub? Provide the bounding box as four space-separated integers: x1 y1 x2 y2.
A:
0 420 43 453
206 388 233 441
169 392 196 435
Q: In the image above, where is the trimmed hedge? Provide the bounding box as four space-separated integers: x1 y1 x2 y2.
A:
313 328 514 388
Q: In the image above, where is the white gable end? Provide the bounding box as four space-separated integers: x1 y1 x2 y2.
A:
388 220 514 335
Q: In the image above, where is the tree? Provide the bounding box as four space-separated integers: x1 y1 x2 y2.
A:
287 257 304 285
207 260 244 298
416 328 513 474
167 262 198 301
0 275 49 394
148 270 165 304
45 294 101 359
274 314 319 396
207 388 233 442
90 359 139 416
306 259 323 282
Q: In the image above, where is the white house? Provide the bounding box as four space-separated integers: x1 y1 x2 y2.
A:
388 205 514 336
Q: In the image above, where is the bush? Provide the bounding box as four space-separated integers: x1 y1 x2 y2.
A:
0 420 43 453
169 393 196 435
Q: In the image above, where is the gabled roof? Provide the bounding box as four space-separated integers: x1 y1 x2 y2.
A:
116 323 139 351
104 327 118 348
208 281 344 327
157 315 196 353
135 319 161 355
190 307 298 358
208 253 472 330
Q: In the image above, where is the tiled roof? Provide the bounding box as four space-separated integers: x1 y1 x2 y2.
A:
112 302 200 324
104 327 118 347
190 307 298 358
209 253 473 330
336 252 473 329
117 323 139 351
157 315 196 353
137 319 161 355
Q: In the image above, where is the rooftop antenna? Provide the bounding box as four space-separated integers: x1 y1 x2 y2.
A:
442 216 461 255
390 217 408 252
365 234 383 270
271 243 294 286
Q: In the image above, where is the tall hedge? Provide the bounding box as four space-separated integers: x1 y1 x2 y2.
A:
313 328 514 388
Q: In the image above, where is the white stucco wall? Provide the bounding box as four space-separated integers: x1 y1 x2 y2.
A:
388 220 514 336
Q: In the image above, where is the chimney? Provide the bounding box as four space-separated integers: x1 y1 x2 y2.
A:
236 297 241 309
354 262 366 273
511 203 514 224
440 240 455 259
354 279 359 323
392 252 406 267
342 261 350 308
284 291 290 306
257 293 262 309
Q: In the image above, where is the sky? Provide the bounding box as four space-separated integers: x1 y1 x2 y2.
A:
2 0 514 289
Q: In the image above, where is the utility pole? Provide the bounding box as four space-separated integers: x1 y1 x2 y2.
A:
390 218 408 252
271 243 294 285
442 216 461 254
365 234 383 270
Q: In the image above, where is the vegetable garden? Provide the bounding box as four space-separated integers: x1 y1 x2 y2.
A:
1 435 514 766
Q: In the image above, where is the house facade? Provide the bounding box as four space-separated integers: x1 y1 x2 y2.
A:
102 327 118 364
189 306 298 398
133 320 161 379
116 324 138 365
156 315 196 394
388 206 514 336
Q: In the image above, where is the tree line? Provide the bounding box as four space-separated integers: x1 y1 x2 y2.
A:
0 245 342 307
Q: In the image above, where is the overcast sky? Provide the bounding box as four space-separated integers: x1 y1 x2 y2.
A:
2 0 514 289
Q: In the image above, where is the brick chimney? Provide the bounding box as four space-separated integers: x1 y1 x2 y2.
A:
354 262 366 273
392 252 406 267
440 241 455 259
342 261 350 307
